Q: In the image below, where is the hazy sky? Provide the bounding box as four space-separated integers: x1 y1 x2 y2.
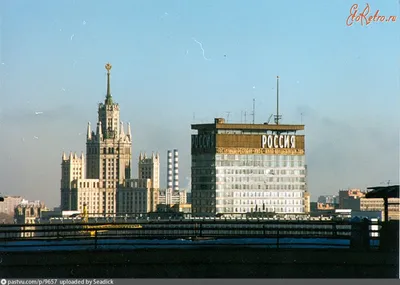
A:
0 0 399 208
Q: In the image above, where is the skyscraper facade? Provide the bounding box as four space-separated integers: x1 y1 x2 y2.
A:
191 118 307 216
60 63 132 215
138 152 160 189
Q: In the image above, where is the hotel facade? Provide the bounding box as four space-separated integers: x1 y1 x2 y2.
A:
191 118 307 216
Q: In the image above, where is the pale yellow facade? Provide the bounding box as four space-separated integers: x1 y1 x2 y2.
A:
0 196 23 216
159 189 187 206
14 202 46 237
116 178 158 213
138 152 160 189
60 63 132 216
60 153 85 210
304 191 310 213
360 198 400 221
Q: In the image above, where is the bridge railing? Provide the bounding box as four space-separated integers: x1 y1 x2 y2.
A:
0 220 394 251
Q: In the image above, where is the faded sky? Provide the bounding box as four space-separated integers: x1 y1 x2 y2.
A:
0 0 399 208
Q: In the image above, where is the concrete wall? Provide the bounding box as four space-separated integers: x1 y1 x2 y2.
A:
1 248 398 278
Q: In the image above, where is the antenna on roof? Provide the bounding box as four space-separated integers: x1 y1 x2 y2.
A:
226 111 231 123
274 76 282 125
266 114 273 124
251 98 256 124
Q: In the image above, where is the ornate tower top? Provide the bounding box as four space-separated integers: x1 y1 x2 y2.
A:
105 62 113 105
105 63 112 72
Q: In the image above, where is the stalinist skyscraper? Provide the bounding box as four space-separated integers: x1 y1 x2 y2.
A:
61 63 132 214
86 63 132 186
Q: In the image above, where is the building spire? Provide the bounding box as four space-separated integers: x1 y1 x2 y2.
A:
105 63 113 105
127 122 131 138
120 121 125 137
87 122 92 140
97 121 103 139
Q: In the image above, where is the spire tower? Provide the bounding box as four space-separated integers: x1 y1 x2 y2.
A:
97 121 103 138
120 121 125 137
87 122 92 140
127 122 131 138
79 63 131 215
105 63 113 105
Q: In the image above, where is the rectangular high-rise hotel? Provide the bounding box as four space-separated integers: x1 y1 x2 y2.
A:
191 118 307 216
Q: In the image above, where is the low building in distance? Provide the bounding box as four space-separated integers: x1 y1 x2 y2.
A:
156 149 188 212
0 195 23 217
14 200 46 237
339 188 365 209
318 195 339 207
159 189 187 205
116 178 158 214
